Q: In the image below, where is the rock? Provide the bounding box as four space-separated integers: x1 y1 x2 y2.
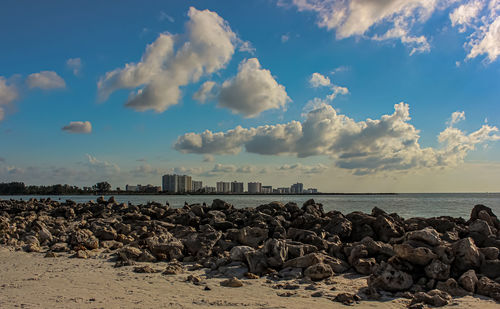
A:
470 204 500 229
71 229 99 250
211 199 233 211
244 272 259 279
186 274 203 285
218 263 248 279
50 242 69 252
311 291 323 297
368 262 413 292
323 256 350 273
406 227 441 246
237 226 268 248
44 251 57 258
147 234 184 261
230 246 255 262
476 276 500 301
452 237 481 272
245 249 268 275
373 215 404 242
394 244 437 265
278 267 303 279
352 257 377 275
37 227 53 244
333 293 360 305
436 278 469 297
133 265 158 273
75 249 90 259
263 238 288 267
480 260 500 279
283 253 323 269
118 246 143 261
469 219 494 237
458 269 478 293
324 212 352 239
220 277 243 287
163 261 185 275
304 263 333 281
480 247 499 260
411 290 451 307
425 259 450 281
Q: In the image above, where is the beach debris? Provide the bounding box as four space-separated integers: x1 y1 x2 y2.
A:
220 277 243 287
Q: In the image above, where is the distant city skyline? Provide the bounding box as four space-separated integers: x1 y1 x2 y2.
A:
1 1 500 193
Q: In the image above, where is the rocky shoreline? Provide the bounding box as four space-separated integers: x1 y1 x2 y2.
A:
1 197 499 307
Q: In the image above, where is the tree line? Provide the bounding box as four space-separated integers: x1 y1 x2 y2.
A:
0 182 112 195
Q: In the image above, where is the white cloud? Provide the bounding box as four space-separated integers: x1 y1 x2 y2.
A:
203 154 215 162
218 58 290 118
239 40 256 54
172 166 204 175
66 58 82 76
62 121 92 134
309 72 331 87
467 14 500 62
450 0 484 32
175 102 500 175
131 163 163 177
0 77 19 122
287 0 441 55
308 72 349 101
193 81 217 103
159 11 175 23
26 71 66 89
86 154 120 175
281 34 290 42
98 7 238 113
449 111 466 126
278 163 328 174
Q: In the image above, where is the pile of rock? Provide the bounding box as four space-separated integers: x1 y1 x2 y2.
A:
0 197 499 306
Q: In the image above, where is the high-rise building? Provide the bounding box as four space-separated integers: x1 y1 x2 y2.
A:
262 186 272 193
162 174 178 192
178 175 192 193
216 181 231 193
192 180 203 192
291 182 304 194
231 181 244 193
248 182 262 194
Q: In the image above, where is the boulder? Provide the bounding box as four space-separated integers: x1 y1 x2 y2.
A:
373 215 404 242
245 250 268 275
480 247 499 260
278 267 303 279
237 226 268 248
411 290 451 307
368 262 413 292
406 227 441 246
394 244 437 265
220 277 243 287
425 259 450 281
480 260 500 279
283 253 324 269
230 246 254 262
469 219 493 237
458 269 478 293
304 263 333 281
262 238 288 267
476 276 500 301
436 278 469 297
452 237 481 272
324 212 352 239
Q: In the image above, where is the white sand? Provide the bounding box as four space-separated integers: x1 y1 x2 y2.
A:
0 247 498 308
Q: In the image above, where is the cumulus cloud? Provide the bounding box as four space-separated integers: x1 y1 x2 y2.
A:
449 111 466 126
218 58 290 118
175 102 500 175
278 163 328 174
193 81 217 103
0 77 19 121
131 163 163 177
308 72 349 101
66 58 82 76
309 72 331 87
286 0 441 55
281 34 290 42
26 71 66 89
172 166 204 175
62 121 92 134
98 7 239 113
450 0 484 32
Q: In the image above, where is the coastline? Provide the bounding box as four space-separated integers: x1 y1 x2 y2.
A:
1 198 500 308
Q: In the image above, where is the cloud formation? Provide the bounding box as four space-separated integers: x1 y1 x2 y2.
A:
62 121 92 134
218 58 290 117
26 71 66 90
193 81 217 103
308 72 348 101
86 154 120 175
0 77 19 121
66 58 82 76
175 102 500 175
285 0 500 62
98 7 238 113
278 163 328 174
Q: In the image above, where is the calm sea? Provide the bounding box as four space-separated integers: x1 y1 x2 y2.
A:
1 193 500 219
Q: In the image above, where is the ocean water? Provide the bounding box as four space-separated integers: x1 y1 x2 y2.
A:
1 193 500 219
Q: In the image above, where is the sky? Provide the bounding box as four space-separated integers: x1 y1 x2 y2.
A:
1 0 500 193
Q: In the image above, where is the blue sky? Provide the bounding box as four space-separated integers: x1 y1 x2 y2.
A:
1 0 499 192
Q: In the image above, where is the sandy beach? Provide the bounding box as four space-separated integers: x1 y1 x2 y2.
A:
0 247 498 309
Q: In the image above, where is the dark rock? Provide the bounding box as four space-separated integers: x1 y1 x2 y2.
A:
458 269 478 293
476 276 500 301
333 293 360 305
425 259 450 281
373 215 404 242
452 237 481 272
368 262 413 292
480 260 500 279
435 278 469 297
304 263 333 281
394 243 437 265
